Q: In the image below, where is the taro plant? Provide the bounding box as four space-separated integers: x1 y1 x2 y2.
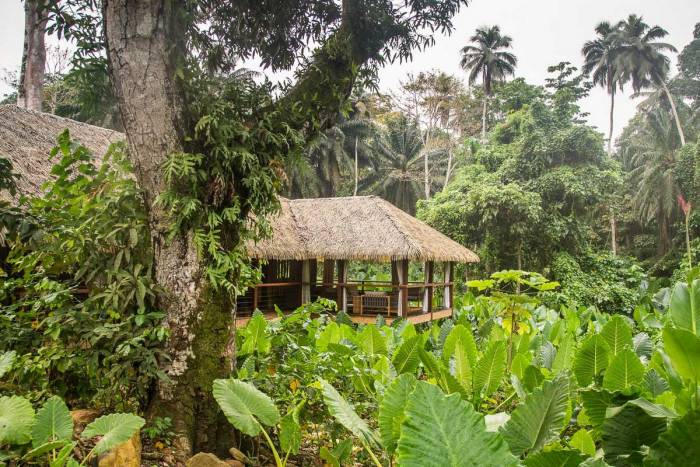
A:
0 394 144 466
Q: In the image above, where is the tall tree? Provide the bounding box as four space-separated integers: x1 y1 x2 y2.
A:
582 21 624 155
48 0 467 459
17 0 48 111
459 25 517 140
614 14 686 145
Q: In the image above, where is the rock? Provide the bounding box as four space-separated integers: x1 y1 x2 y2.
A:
98 432 141 467
225 461 244 467
186 452 230 467
228 447 250 464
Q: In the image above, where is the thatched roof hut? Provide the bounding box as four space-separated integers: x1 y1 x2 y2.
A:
248 196 478 263
0 105 477 265
0 105 123 201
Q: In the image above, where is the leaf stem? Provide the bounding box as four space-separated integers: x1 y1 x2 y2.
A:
259 425 284 467
361 440 383 467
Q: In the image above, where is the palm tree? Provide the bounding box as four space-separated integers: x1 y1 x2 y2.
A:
459 25 517 140
582 22 625 155
621 107 683 256
614 15 685 145
360 116 442 214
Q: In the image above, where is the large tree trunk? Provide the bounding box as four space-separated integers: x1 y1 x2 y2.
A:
607 90 615 155
657 212 671 257
660 80 686 146
353 136 359 196
481 94 488 141
17 0 48 111
103 0 234 459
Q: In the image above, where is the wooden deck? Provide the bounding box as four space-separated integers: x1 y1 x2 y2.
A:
234 308 453 326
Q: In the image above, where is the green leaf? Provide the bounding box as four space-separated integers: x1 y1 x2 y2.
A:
240 311 271 355
279 413 301 455
574 334 610 386
524 449 586 467
443 324 478 367
601 316 633 355
212 379 280 436
378 374 417 455
0 395 35 445
359 325 387 356
669 280 700 335
396 381 518 466
500 374 570 456
662 327 700 384
570 429 596 457
602 349 644 392
632 333 652 358
642 370 669 398
23 440 71 461
645 409 700 466
81 413 144 456
32 396 74 448
579 389 615 426
601 401 668 466
0 351 16 378
319 379 379 448
474 340 507 398
552 335 574 374
392 335 423 375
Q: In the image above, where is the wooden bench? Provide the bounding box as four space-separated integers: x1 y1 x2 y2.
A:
353 291 393 316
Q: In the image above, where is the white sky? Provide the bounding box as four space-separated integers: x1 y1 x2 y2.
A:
1 0 699 139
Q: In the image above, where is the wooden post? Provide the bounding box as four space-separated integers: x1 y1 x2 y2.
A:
444 262 454 309
301 260 311 304
423 261 434 313
337 260 348 313
253 286 259 312
397 259 409 317
323 258 334 286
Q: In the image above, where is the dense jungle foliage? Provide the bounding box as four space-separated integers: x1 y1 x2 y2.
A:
2 2 700 466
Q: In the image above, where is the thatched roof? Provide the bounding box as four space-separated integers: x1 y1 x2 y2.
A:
0 105 123 201
0 105 477 264
248 196 479 263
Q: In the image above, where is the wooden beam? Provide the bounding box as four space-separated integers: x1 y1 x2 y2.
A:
337 260 348 312
301 260 311 304
423 261 434 313
396 259 409 317
444 262 454 309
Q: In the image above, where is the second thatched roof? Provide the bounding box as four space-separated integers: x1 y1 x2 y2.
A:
248 196 479 263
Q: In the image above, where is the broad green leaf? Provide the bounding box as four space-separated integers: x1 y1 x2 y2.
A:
552 335 574 374
511 352 532 380
392 335 423 375
378 374 417 455
662 327 700 384
359 325 387 356
524 449 586 467
396 381 518 466
0 351 16 378
602 349 644 392
452 339 474 392
320 379 379 448
570 429 596 457
49 441 77 467
642 370 670 398
601 316 633 355
81 413 145 456
419 347 468 398
500 374 570 456
645 409 700 466
0 395 35 445
601 402 668 466
279 413 300 455
579 389 615 426
317 322 341 352
442 324 477 367
212 379 280 436
32 396 73 448
23 440 71 461
474 340 507 398
632 333 652 358
574 334 610 386
669 280 700 335
240 311 271 355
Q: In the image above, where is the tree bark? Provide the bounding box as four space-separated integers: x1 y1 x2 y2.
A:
353 136 359 196
481 94 488 141
103 0 234 459
17 0 48 111
660 80 686 146
610 207 617 256
607 90 615 155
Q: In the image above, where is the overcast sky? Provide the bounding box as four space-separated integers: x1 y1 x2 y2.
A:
1 0 699 139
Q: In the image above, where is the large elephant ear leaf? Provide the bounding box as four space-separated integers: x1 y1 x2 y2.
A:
359 325 388 356
662 327 700 384
602 348 644 392
524 449 586 467
0 395 36 445
574 334 610 386
213 378 280 436
645 409 700 466
500 374 570 457
0 350 16 378
473 340 507 398
601 401 668 466
32 396 74 448
601 316 633 355
391 335 424 375
81 413 145 456
319 379 380 448
397 381 518 467
668 279 700 335
378 374 417 455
